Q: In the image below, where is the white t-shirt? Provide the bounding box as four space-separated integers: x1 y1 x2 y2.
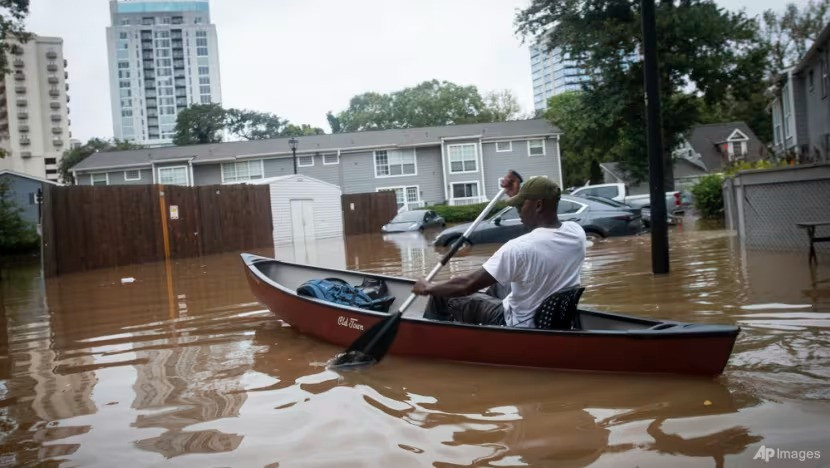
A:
482 221 586 328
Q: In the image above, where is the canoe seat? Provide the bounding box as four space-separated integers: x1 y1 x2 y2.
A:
534 286 585 330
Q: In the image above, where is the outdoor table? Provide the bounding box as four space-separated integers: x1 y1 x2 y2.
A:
796 221 830 264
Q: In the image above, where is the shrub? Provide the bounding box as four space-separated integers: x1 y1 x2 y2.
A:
427 201 508 223
0 180 39 254
691 174 724 219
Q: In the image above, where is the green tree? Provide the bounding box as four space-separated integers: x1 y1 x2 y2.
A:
545 92 613 187
516 0 769 188
481 89 522 122
0 179 38 254
225 109 287 140
58 138 142 184
332 80 521 132
0 0 30 77
173 103 226 145
281 123 326 137
762 0 830 71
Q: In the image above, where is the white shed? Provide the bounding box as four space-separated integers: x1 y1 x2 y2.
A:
248 175 344 246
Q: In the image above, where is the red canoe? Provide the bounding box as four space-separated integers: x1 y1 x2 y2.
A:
242 254 740 376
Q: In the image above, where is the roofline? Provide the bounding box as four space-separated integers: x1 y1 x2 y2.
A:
74 131 564 171
0 169 59 185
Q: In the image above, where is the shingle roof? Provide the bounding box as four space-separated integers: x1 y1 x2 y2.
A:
685 121 764 171
72 119 561 172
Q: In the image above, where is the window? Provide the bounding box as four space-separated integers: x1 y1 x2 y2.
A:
200 95 211 104
91 173 108 186
155 30 170 39
495 141 512 152
118 70 131 79
195 38 208 47
124 170 141 181
528 139 546 156
323 153 339 165
374 149 416 177
118 61 130 69
198 66 209 75
298 155 314 167
141 17 155 26
121 18 130 26
195 30 207 38
782 84 794 140
452 182 479 199
809 69 815 91
195 17 204 24
557 200 583 214
772 99 783 146
197 47 208 56
221 160 263 183
157 166 188 186
121 109 133 117
447 144 477 173
378 185 420 210
199 76 210 85
199 85 211 94
119 32 128 40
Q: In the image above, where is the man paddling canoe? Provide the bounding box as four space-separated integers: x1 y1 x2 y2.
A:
413 171 587 328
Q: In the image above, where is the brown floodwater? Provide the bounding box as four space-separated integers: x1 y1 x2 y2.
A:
1 223 829 467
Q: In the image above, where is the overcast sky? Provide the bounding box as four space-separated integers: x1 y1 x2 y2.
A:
29 0 803 143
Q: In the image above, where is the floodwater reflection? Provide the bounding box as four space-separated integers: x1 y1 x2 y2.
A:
0 225 828 466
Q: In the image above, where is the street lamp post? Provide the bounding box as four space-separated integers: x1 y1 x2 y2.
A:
288 137 299 175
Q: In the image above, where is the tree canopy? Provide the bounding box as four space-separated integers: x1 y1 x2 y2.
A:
516 0 770 187
174 104 325 145
58 138 142 184
0 0 30 77
762 0 830 72
329 80 523 133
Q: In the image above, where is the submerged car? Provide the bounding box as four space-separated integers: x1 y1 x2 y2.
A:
381 209 446 233
433 195 642 246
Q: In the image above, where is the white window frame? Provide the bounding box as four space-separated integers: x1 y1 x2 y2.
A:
527 139 546 157
376 185 421 210
374 149 417 178
91 173 109 186
322 153 339 165
297 154 315 167
221 159 264 184
447 143 478 174
157 165 190 186
450 180 481 201
124 169 141 181
495 141 512 152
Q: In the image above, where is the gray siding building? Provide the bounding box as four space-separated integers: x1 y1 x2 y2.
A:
770 21 830 164
71 119 563 209
0 169 57 226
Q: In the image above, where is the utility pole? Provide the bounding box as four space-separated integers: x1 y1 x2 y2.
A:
641 0 670 274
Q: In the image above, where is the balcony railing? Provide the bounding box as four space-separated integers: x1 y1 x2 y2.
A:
14 72 24 81
448 196 486 206
21 151 31 158
51 114 61 122
20 137 30 146
15 86 25 94
18 111 28 119
52 127 63 134
46 51 57 59
13 58 24 68
19 125 29 133
49 89 60 97
53 138 64 147
47 63 58 72
50 102 60 110
48 76 59 84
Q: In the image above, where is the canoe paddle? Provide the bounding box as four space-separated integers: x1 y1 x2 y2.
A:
329 173 521 370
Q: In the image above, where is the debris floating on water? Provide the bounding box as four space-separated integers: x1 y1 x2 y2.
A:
120 277 135 284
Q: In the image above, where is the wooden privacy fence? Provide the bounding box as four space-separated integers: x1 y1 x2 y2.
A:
42 184 273 276
341 192 398 236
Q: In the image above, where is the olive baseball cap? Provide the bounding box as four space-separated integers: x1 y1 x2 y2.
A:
506 176 562 207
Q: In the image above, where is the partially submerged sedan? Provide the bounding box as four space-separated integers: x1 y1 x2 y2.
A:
433 195 642 246
381 210 446 233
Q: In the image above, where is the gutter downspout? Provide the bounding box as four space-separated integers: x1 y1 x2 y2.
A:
188 159 195 186
554 135 564 189
478 139 487 201
151 163 156 184
440 138 448 202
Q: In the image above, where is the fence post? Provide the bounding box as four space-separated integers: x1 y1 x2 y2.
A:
157 185 172 262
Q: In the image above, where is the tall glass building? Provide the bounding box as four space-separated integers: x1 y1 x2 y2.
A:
106 0 222 146
530 42 590 112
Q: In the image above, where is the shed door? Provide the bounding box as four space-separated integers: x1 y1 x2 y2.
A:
290 199 316 242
